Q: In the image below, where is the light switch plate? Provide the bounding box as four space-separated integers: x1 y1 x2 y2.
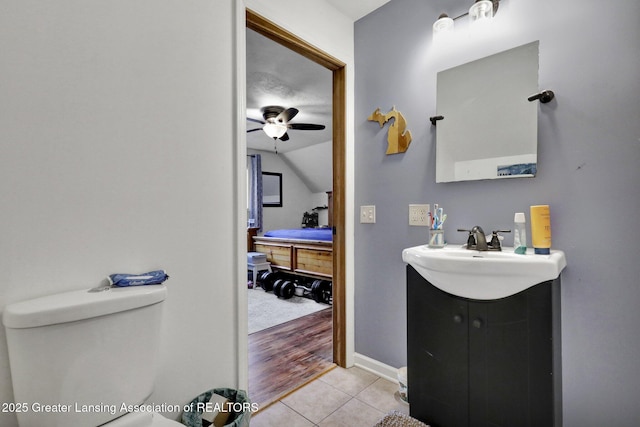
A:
409 204 430 226
360 205 376 223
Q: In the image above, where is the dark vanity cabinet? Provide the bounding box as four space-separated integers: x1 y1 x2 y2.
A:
407 265 561 427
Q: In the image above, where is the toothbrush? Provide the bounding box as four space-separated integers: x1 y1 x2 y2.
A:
429 232 438 246
433 204 439 229
438 213 447 229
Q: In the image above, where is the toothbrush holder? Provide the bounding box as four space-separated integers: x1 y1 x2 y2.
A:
428 228 445 248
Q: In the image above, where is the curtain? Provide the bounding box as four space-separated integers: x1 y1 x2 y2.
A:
247 154 263 231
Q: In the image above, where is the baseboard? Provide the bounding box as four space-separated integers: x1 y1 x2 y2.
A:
353 352 400 384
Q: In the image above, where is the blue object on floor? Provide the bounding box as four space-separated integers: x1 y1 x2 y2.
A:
108 270 169 287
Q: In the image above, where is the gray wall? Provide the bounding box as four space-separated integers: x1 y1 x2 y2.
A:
354 0 640 425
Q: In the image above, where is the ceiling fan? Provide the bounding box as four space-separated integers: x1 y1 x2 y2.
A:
247 105 325 142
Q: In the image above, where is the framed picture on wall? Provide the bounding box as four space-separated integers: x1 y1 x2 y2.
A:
262 172 282 207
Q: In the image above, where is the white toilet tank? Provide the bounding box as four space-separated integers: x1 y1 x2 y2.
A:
2 284 167 427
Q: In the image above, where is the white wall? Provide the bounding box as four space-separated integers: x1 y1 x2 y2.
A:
0 0 240 424
0 1 356 423
249 141 333 231
249 149 317 231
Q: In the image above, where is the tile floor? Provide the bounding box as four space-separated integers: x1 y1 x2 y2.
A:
250 366 409 427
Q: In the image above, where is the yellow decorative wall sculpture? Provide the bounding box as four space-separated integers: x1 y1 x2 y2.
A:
368 106 412 155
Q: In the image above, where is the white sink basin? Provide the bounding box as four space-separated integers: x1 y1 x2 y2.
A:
402 245 566 300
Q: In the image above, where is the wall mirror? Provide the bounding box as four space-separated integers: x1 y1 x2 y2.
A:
435 41 539 183
262 172 282 207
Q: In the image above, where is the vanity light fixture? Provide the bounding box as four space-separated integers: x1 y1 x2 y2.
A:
433 13 454 34
469 0 495 22
433 0 500 37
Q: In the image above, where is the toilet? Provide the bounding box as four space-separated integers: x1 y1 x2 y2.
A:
2 284 183 426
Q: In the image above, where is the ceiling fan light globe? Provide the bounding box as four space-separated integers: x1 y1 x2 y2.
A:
263 122 287 139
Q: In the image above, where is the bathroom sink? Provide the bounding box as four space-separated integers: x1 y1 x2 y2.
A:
402 245 566 300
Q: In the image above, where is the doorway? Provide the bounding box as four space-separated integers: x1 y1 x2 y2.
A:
245 8 347 405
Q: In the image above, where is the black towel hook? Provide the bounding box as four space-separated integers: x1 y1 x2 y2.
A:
527 90 555 103
429 115 444 126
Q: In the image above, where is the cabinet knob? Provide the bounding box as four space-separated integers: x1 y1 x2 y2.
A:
453 314 463 324
472 318 483 328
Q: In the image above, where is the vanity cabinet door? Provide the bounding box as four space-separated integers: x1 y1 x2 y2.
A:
407 266 469 427
407 265 557 427
468 283 554 427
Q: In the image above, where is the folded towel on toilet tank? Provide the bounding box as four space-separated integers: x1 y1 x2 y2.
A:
108 270 169 287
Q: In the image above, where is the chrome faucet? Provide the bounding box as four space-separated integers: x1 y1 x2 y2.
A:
458 226 510 251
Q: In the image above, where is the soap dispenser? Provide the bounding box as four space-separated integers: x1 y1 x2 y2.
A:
514 212 527 254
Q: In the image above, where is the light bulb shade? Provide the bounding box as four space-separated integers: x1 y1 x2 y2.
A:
263 122 287 139
433 14 454 34
469 0 494 21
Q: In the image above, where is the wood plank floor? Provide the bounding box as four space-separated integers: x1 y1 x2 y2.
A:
248 307 334 409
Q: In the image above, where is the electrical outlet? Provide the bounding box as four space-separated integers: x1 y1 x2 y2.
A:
409 204 430 226
360 205 376 223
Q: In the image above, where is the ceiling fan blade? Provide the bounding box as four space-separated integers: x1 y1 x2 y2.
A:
247 128 263 133
279 132 290 142
277 107 299 123
247 117 265 124
288 123 326 131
